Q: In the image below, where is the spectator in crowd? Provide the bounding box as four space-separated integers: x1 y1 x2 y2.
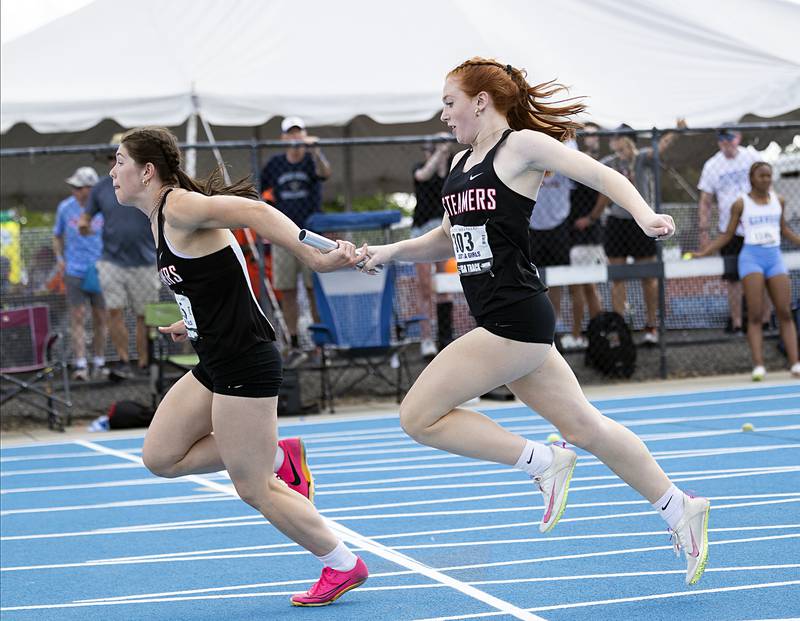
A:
79 135 161 379
528 140 576 329
584 120 685 344
695 161 800 380
412 136 451 359
260 116 331 366
53 166 107 380
566 122 605 350
697 128 761 335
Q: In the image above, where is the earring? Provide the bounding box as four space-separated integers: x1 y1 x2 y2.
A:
142 179 149 186
475 109 480 117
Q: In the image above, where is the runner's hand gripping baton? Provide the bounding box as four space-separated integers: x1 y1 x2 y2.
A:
298 229 382 274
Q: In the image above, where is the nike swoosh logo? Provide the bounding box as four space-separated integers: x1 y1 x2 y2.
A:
689 526 700 558
286 454 302 486
526 449 535 464
661 496 672 511
469 172 483 180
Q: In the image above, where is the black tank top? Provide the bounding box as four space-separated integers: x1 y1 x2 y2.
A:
155 190 275 369
441 129 546 317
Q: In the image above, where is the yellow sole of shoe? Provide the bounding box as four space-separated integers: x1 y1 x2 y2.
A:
298 438 315 504
541 455 577 534
688 502 711 585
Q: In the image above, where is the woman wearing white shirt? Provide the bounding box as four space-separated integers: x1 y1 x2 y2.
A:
696 161 800 380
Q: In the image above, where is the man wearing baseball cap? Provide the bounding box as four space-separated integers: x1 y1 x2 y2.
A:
697 126 761 334
259 117 332 367
78 134 162 379
54 166 107 380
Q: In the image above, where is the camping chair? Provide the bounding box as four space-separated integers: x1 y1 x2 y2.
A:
144 302 199 407
0 305 72 431
308 263 424 413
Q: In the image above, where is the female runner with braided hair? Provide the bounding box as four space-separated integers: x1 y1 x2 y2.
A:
361 58 710 585
111 127 369 606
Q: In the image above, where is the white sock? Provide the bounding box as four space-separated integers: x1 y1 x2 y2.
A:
93 356 105 368
316 541 357 572
653 484 686 530
514 439 554 477
74 357 87 369
273 445 285 473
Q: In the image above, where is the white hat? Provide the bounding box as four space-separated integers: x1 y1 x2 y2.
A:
281 116 306 133
65 166 99 188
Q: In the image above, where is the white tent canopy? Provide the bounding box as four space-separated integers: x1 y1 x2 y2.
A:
2 0 799 134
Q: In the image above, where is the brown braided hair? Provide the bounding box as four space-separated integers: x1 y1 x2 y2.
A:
120 127 259 201
448 57 585 141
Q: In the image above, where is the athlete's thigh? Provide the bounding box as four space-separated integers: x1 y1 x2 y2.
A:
742 273 766 314
211 395 278 482
765 273 791 311
404 327 551 421
143 371 214 462
506 346 594 429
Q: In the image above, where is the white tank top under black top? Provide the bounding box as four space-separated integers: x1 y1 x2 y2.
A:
156 189 275 370
740 190 782 248
441 129 547 317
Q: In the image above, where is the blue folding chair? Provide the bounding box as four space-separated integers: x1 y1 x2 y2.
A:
308 263 424 412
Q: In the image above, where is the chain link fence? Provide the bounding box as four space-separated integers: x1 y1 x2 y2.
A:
2 122 798 426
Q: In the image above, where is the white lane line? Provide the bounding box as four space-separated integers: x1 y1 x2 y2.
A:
1 384 795 452
411 580 800 620
290 393 800 444
4 513 798 573
6 524 795 574
2 398 795 465
3 465 796 517
5 493 797 543
0 462 144 477
2 571 797 612
312 465 798 494
304 424 800 459
433 534 800 575
4 419 796 479
4 466 797 519
0 476 208 495
330 497 800 524
314 443 800 475
71 564 800 604
0 492 236 516
70 440 546 621
77 523 800 564
4 443 798 494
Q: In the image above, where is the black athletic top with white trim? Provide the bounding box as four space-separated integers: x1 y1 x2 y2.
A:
441 129 547 318
156 189 275 370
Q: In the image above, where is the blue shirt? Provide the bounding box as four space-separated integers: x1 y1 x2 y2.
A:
259 153 323 228
53 196 103 278
85 176 156 267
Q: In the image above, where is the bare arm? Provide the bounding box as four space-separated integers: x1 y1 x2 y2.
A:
574 193 610 231
52 236 65 264
696 198 743 257
510 131 674 237
308 143 332 179
698 191 715 245
360 215 454 272
779 196 800 246
414 144 450 182
165 191 360 272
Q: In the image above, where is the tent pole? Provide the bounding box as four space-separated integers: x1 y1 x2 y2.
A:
192 101 291 349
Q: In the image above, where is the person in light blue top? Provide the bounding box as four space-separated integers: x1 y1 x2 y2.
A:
53 166 107 380
696 161 800 381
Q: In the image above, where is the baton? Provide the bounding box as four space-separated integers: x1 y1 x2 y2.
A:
298 229 383 274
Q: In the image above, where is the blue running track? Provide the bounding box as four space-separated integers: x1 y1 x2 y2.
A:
1 382 799 620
